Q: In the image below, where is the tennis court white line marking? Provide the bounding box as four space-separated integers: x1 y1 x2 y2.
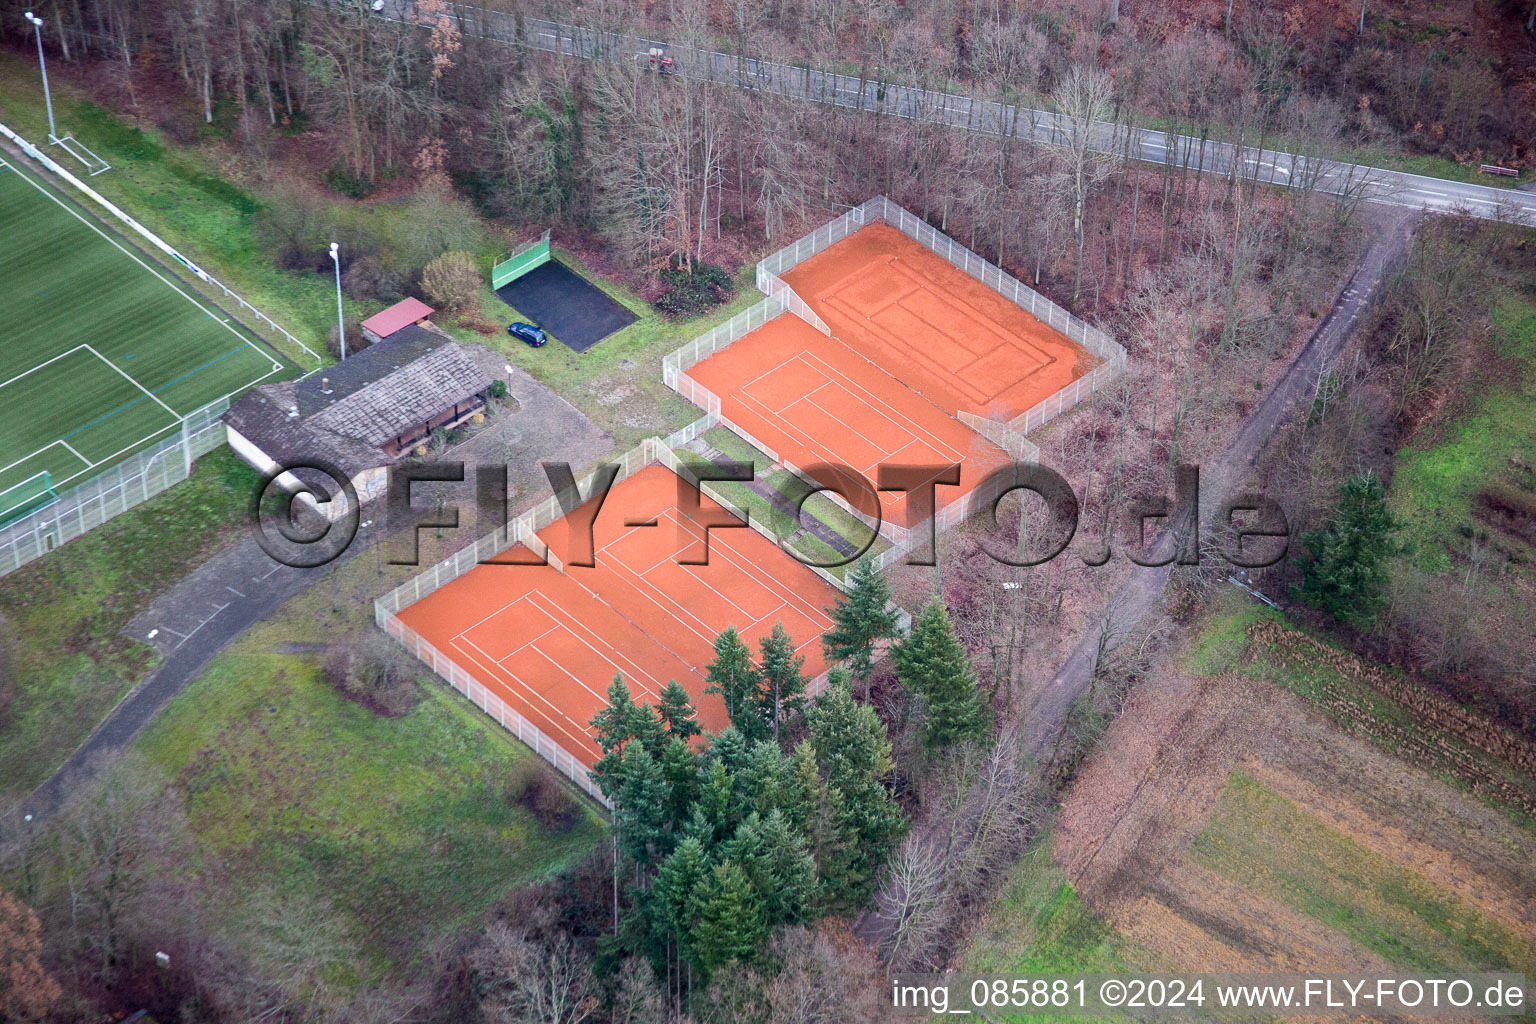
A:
737 349 969 464
698 540 832 621
451 590 550 640
458 633 610 711
594 518 781 651
751 390 902 470
491 622 564 664
735 376 913 473
596 552 737 649
783 380 919 461
59 439 87 464
821 253 1061 401
506 468 834 671
600 505 833 630
732 371 882 455
531 626 658 703
0 157 285 378
449 587 671 699
450 637 596 751
797 349 971 456
450 589 679 743
764 376 822 417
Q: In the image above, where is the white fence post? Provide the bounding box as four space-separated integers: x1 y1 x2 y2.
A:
0 395 233 578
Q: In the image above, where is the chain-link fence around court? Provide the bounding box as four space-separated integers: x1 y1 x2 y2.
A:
658 195 1127 558
378 611 611 807
372 430 877 804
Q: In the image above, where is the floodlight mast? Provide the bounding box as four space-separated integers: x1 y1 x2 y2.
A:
329 242 346 361
24 12 57 144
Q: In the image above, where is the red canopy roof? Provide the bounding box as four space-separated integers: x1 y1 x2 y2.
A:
361 297 435 339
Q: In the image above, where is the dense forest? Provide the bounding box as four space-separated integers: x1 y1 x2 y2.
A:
1 0 1530 300
1 0 1533 1021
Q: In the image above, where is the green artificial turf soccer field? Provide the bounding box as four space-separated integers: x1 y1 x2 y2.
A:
0 157 292 499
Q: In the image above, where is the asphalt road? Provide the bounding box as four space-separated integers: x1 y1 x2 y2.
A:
357 0 1536 226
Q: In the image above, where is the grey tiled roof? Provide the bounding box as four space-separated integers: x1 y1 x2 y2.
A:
223 327 492 469
308 343 490 446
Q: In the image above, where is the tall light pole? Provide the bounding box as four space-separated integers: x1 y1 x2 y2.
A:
23 12 57 144
329 242 346 361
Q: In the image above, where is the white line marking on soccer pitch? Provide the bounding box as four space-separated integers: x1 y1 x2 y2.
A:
0 157 293 490
83 342 181 419
0 344 91 391
0 440 90 481
0 157 285 397
0 345 179 489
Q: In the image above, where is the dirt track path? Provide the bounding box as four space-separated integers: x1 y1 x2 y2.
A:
1018 207 1417 756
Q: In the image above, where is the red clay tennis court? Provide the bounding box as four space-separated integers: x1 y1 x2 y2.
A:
782 224 1097 421
687 314 1012 529
396 464 839 768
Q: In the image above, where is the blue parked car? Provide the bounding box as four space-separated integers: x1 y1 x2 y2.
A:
508 322 547 347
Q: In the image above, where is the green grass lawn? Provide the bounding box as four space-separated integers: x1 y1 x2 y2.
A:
0 448 260 812
131 529 605 986
965 830 1139 976
0 158 292 494
136 651 604 980
0 56 335 365
1193 772 1536 978
1388 296 1536 573
963 828 1151 1023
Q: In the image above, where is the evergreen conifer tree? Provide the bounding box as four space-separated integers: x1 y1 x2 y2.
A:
630 700 667 759
896 599 990 748
757 621 807 744
615 742 668 868
660 736 700 833
807 677 906 906
688 762 734 849
591 673 638 754
734 740 785 819
691 861 765 973
1294 472 1398 624
657 679 702 742
779 740 824 834
651 834 709 1000
704 628 766 740
821 560 902 697
739 809 817 926
589 673 639 803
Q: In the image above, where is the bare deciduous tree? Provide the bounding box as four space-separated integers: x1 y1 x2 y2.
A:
1052 65 1119 303
471 924 598 1024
